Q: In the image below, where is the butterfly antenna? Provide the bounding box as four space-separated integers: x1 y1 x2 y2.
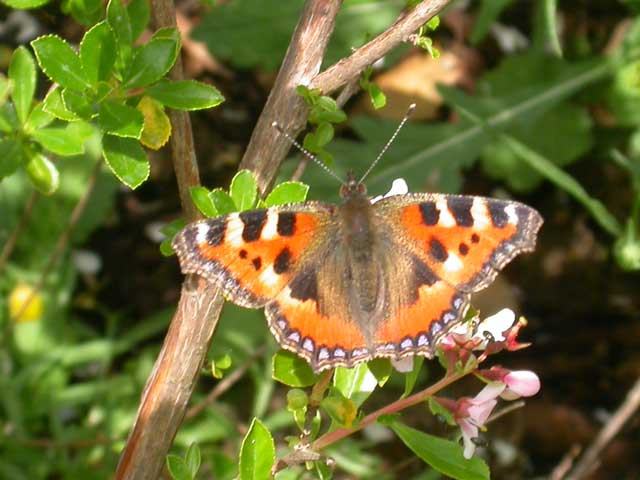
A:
359 103 416 183
272 122 345 184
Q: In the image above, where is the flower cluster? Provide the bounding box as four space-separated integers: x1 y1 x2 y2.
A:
434 309 540 458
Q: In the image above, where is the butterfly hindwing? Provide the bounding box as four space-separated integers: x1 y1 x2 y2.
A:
171 204 333 308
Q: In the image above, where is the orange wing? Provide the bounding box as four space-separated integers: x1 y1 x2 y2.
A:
172 204 332 308
364 194 542 364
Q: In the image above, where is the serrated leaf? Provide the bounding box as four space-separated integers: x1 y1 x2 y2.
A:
98 100 144 138
272 350 319 387
64 0 103 26
25 153 59 195
190 186 217 217
107 0 132 67
102 134 150 189
31 35 89 92
0 138 23 178
209 189 236 215
80 22 117 85
43 87 79 121
62 89 94 119
146 79 224 110
264 181 308 206
239 418 275 480
137 96 171 149
166 454 191 480
127 0 150 42
185 443 201 478
230 169 258 211
9 46 36 124
390 421 489 480
123 30 180 89
32 127 86 156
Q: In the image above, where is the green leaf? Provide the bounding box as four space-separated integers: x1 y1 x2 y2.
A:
0 75 10 106
314 122 334 148
367 83 387 110
185 443 201 478
190 186 218 217
1 0 50 8
209 189 236 215
390 421 490 480
102 134 150 189
124 28 180 89
80 22 117 85
272 350 319 387
25 103 55 132
43 87 79 121
469 0 514 44
32 127 86 156
160 218 186 256
98 100 144 138
107 0 133 67
0 103 18 132
63 0 104 26
61 89 94 119
31 35 89 92
0 138 23 178
127 0 150 41
367 358 392 386
25 153 60 195
166 454 192 480
333 364 378 407
239 418 275 480
402 356 424 398
428 397 456 426
230 169 258 211
146 79 225 110
9 46 37 124
264 181 309 206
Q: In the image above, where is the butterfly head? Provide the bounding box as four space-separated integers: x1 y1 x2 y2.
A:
340 171 367 200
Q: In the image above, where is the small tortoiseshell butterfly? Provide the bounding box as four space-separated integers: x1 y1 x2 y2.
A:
173 109 542 372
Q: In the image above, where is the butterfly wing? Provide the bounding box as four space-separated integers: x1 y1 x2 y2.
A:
172 203 334 308
367 193 542 359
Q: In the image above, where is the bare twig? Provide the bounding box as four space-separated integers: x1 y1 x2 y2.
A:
0 191 38 274
11 160 101 322
565 375 640 480
310 0 453 95
116 1 343 479
239 0 345 194
184 345 267 421
550 445 582 480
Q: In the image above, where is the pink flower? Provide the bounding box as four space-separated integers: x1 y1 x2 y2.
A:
436 368 541 459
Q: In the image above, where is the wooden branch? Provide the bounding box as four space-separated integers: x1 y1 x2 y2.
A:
116 1 343 478
565 375 640 480
239 0 344 194
310 0 453 95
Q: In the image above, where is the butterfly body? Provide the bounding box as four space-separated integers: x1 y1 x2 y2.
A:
173 180 542 372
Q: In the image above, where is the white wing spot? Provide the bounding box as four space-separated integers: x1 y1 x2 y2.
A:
261 212 279 240
470 198 490 229
225 213 245 247
443 253 463 272
436 198 456 227
504 204 518 224
259 266 280 287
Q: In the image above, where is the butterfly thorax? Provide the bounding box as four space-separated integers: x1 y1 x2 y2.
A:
337 182 384 321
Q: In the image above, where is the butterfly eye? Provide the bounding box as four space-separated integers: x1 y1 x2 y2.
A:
357 183 367 195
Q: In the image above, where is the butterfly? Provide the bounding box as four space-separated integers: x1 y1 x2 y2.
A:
172 113 543 373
